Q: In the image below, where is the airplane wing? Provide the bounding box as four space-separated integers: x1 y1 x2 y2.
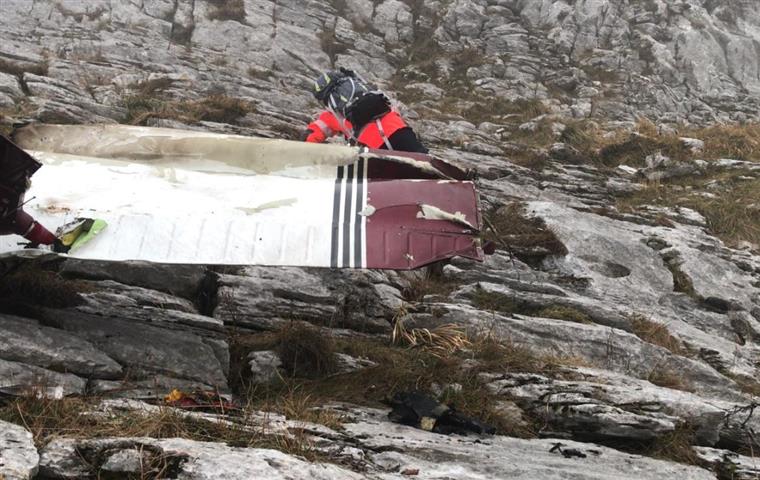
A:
1 125 484 270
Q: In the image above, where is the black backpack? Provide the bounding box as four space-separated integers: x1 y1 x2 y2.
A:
325 74 391 133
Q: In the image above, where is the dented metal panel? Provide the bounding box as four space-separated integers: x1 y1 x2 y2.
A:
0 125 484 269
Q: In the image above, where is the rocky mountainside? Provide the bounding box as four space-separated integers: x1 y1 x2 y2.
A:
1 1 760 479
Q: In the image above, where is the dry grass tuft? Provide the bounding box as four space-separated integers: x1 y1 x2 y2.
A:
248 67 273 81
123 94 254 126
401 270 457 303
276 322 337 378
130 77 175 96
469 333 588 375
280 387 344 430
242 331 573 439
0 267 86 309
681 178 760 248
470 286 521 314
609 121 760 248
647 423 699 465
731 376 760 397
647 366 693 392
0 394 324 462
663 260 697 298
469 287 592 325
0 58 48 77
618 176 760 249
696 123 760 161
206 0 246 22
391 317 472 358
462 97 549 125
534 306 593 324
484 203 568 263
630 315 684 355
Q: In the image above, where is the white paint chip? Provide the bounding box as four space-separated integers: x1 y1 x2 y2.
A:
416 204 475 229
359 205 376 217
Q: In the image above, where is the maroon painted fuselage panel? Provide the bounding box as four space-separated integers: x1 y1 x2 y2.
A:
329 157 483 270
363 148 471 181
368 180 481 269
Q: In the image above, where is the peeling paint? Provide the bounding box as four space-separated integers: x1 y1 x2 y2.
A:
15 124 362 176
359 205 376 217
416 204 476 229
358 151 443 178
237 198 297 214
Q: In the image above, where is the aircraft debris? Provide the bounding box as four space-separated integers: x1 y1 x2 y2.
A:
1 124 486 270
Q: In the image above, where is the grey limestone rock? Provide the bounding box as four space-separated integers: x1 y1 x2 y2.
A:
0 420 38 480
215 267 402 333
0 313 122 379
39 437 364 480
0 358 86 398
248 350 283 384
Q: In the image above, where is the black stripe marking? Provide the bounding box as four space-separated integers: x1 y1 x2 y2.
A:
342 164 354 267
330 166 344 268
354 158 364 268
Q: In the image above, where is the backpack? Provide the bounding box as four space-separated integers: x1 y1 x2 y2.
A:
325 75 391 134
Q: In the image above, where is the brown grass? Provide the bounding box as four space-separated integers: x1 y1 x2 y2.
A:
280 387 344 430
470 286 521 313
0 101 36 136
0 394 318 461
731 376 760 397
681 178 760 248
507 118 760 172
663 260 697 298
461 97 549 125
239 331 578 438
401 270 457 302
613 122 760 248
696 124 760 161
0 267 86 309
123 94 254 126
0 58 48 77
647 366 693 392
130 77 175 96
630 315 684 355
391 316 471 358
647 423 699 465
470 334 568 375
318 25 348 66
206 0 246 22
469 288 592 326
484 203 568 263
534 306 593 324
276 322 337 378
618 175 760 249
248 67 273 81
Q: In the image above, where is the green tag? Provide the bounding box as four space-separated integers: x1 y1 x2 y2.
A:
69 219 107 252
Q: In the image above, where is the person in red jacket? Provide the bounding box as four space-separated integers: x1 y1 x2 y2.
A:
305 69 428 154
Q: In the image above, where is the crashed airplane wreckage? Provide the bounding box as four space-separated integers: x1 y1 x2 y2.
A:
0 124 484 270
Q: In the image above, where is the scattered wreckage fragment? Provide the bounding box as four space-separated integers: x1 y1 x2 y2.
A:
388 391 495 435
0 125 485 270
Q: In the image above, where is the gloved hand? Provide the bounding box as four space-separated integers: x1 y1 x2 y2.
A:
304 128 325 143
25 221 56 245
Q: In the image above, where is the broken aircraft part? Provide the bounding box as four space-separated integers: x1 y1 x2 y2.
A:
1 125 484 270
